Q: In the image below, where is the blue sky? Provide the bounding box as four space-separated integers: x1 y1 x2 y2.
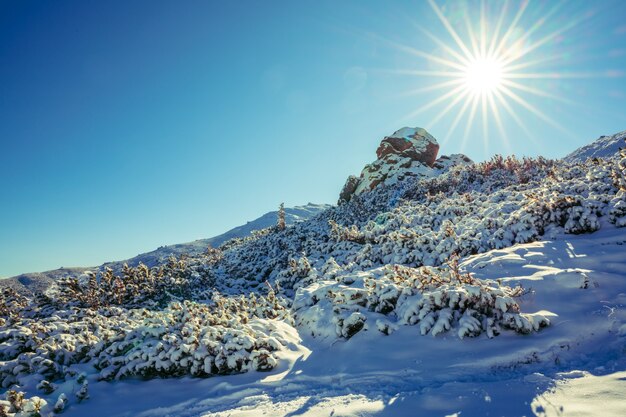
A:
1 0 625 277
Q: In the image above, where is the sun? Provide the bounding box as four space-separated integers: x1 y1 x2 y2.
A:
464 57 503 95
378 0 593 154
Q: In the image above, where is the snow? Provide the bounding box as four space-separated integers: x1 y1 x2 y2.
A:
17 226 620 417
0 203 330 293
2 132 626 416
563 130 626 163
531 370 626 416
104 203 331 269
389 127 438 146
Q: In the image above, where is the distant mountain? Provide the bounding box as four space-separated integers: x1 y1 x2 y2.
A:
563 129 626 163
0 267 88 296
0 203 330 294
103 203 331 269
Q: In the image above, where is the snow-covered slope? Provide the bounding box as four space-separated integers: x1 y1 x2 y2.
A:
104 202 331 269
564 129 626 163
55 226 626 417
1 129 626 417
0 203 330 293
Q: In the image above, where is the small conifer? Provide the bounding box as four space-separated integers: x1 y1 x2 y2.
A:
277 203 286 231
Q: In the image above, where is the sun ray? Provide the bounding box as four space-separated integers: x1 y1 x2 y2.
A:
504 71 605 79
370 34 468 72
499 85 571 135
492 0 529 58
392 78 465 98
503 54 565 73
465 14 481 59
481 92 489 153
429 88 471 127
502 10 586 67
461 93 481 152
427 0 474 61
492 89 538 146
500 79 575 105
399 83 468 122
487 0 510 57
416 26 471 67
480 0 487 58
487 91 512 154
374 68 464 78
442 93 474 146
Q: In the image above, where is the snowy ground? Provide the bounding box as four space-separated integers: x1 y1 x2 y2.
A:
62 224 626 417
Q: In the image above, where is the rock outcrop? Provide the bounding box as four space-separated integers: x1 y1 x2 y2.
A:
376 127 439 164
338 127 472 203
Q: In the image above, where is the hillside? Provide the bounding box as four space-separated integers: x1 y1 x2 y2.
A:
0 203 329 294
102 202 331 269
563 130 626 163
1 127 625 417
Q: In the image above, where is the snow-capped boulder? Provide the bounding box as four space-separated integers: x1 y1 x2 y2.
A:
376 127 439 164
338 127 472 203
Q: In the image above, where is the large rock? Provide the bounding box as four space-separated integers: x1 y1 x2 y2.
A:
376 127 440 165
338 127 472 204
339 175 360 204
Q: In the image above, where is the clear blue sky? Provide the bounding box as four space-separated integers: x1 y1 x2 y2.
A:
1 0 625 277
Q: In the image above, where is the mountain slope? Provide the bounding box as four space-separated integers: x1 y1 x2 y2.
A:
0 203 330 293
104 202 331 269
59 226 626 417
1 128 626 417
563 129 626 163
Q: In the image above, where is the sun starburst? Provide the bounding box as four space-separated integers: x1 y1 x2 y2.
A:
378 0 603 155
464 57 504 94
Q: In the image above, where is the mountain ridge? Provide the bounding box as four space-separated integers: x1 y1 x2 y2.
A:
0 203 330 293
563 129 626 163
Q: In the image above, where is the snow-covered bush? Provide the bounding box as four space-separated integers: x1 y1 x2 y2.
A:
53 255 216 310
0 390 47 417
0 289 28 320
53 393 67 414
0 292 291 393
293 263 549 340
610 140 626 226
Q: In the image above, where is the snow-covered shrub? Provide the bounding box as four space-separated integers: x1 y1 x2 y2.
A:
75 381 88 402
612 140 626 193
96 299 286 380
609 198 626 227
35 380 54 395
328 220 367 244
0 390 46 417
0 292 291 393
293 264 549 340
53 255 216 310
0 289 28 320
53 393 67 414
610 141 626 226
